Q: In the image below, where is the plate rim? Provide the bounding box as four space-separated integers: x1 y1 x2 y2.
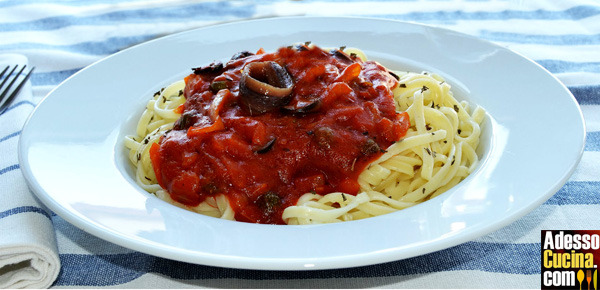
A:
18 16 586 270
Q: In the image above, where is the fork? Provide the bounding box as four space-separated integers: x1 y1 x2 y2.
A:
0 65 35 114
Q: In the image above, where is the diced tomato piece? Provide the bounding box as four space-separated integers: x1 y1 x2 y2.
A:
187 116 225 138
174 104 185 114
339 178 360 195
149 142 162 184
336 62 361 83
170 171 201 205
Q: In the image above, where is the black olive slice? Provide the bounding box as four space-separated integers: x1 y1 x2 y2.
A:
256 191 281 215
329 49 354 64
254 138 277 154
192 61 223 75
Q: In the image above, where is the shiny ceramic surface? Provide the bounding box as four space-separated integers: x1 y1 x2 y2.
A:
19 17 585 270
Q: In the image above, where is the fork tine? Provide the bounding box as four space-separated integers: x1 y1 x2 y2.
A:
0 65 35 114
0 65 27 99
0 66 9 79
0 65 19 93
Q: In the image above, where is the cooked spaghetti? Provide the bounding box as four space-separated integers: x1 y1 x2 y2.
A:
124 44 485 224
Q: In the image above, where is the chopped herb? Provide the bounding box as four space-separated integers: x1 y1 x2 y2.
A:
457 129 462 134
144 176 151 181
443 140 448 144
350 52 357 58
421 85 429 92
341 193 347 202
425 148 432 155
422 188 426 193
209 80 228 93
339 45 346 51
143 138 149 144
425 124 432 131
136 153 141 161
431 101 435 108
399 83 407 88
454 104 460 112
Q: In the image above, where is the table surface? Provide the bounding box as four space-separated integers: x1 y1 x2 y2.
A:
1 0 599 288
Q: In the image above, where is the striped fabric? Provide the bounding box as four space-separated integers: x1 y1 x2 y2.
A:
1 0 599 288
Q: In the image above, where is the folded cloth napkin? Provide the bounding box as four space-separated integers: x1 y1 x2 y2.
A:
0 54 60 288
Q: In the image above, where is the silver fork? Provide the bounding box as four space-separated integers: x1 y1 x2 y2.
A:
0 65 35 114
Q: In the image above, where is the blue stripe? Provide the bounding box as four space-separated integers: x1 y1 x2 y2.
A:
0 130 20 143
0 100 36 116
1 34 158 57
0 164 19 176
31 69 80 87
537 60 600 74
0 205 51 220
569 85 600 105
480 31 600 45
585 132 600 151
545 181 600 205
55 241 539 286
2 4 597 32
0 2 256 32
0 0 152 8
377 5 600 23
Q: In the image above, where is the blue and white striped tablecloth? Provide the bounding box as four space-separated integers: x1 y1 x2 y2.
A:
1 0 598 288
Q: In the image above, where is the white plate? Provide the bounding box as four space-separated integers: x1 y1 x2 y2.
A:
19 17 585 270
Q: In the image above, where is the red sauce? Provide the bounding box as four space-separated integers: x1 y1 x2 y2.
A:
151 45 409 224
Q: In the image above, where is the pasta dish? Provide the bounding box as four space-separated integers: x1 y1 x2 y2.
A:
124 43 485 224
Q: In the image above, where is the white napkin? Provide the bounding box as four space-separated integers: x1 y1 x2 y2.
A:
0 54 60 289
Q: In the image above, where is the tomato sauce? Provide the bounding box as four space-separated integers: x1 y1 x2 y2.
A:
151 45 409 224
